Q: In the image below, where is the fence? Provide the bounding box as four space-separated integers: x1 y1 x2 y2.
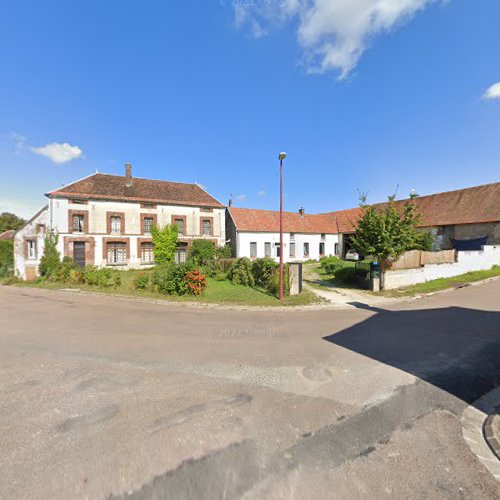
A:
385 249 456 270
383 245 500 290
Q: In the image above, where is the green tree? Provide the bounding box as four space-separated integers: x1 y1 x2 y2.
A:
39 231 61 277
151 224 178 265
0 240 14 278
350 193 423 262
189 239 216 265
0 212 25 233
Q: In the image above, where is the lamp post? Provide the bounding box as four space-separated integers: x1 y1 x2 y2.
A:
278 152 287 300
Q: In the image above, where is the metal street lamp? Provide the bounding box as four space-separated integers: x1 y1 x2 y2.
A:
278 152 287 300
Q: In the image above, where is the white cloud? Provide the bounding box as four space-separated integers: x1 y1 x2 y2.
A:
31 142 83 164
235 0 441 78
483 82 500 100
257 190 267 197
236 194 247 201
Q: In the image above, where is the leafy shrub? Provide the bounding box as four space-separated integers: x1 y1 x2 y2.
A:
81 266 118 288
266 265 291 298
183 269 207 295
52 256 79 282
189 239 216 265
215 244 232 259
39 231 61 278
133 272 150 290
335 267 368 285
151 224 178 265
227 258 255 286
203 258 235 277
0 240 14 278
153 263 194 295
252 258 278 288
320 256 345 275
411 231 434 251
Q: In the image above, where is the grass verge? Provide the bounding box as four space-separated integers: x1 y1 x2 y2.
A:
9 269 323 307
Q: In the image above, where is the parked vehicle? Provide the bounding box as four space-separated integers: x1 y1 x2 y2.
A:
345 249 362 261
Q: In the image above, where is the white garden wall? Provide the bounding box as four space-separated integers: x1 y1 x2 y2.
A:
383 245 500 290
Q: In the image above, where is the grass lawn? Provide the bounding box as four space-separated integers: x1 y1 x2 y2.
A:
374 265 500 297
304 261 357 290
10 269 323 307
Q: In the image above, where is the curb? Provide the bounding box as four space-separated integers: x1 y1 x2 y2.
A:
484 413 500 460
461 386 500 482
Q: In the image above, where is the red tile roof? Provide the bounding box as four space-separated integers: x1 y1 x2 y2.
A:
231 182 500 235
47 173 224 208
323 182 500 231
228 207 343 234
0 230 15 240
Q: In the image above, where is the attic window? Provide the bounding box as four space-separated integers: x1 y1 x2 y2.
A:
141 203 157 209
72 199 86 204
200 208 211 213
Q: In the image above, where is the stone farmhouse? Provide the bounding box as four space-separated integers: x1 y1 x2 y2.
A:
326 182 500 256
14 163 226 280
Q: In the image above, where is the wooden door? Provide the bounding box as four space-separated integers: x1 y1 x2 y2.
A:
73 242 86 267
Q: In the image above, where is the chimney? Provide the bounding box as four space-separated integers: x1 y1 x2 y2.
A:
299 207 305 217
228 194 233 207
125 162 132 187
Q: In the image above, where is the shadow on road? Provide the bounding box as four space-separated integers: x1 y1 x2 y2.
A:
323 305 500 404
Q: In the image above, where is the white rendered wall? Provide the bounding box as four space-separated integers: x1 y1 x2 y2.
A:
383 246 500 289
14 207 49 280
236 231 339 262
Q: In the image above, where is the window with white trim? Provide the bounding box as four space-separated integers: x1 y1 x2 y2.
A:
107 242 127 264
174 218 185 235
72 214 84 232
264 242 271 257
289 242 295 258
143 217 154 235
27 240 36 260
303 242 309 258
141 242 154 264
110 216 121 234
202 219 212 236
250 242 257 258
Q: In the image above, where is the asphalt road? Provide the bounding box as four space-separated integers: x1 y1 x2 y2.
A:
1 281 500 499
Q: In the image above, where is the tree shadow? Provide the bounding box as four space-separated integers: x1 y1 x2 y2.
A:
323 304 500 404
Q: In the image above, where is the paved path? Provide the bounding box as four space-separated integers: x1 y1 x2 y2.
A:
1 282 500 499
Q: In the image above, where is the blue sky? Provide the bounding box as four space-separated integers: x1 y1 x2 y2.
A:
0 0 499 218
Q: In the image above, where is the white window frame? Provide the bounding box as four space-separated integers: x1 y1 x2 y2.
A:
27 240 36 260
141 242 154 264
72 214 84 233
107 242 127 265
303 242 309 258
250 242 257 258
110 216 121 235
202 219 212 236
264 242 271 258
175 218 185 235
143 217 153 235
289 242 295 258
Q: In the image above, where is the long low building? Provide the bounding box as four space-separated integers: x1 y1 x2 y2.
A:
227 182 500 262
226 207 341 262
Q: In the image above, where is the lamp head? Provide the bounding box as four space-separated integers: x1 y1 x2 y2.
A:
278 152 287 161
